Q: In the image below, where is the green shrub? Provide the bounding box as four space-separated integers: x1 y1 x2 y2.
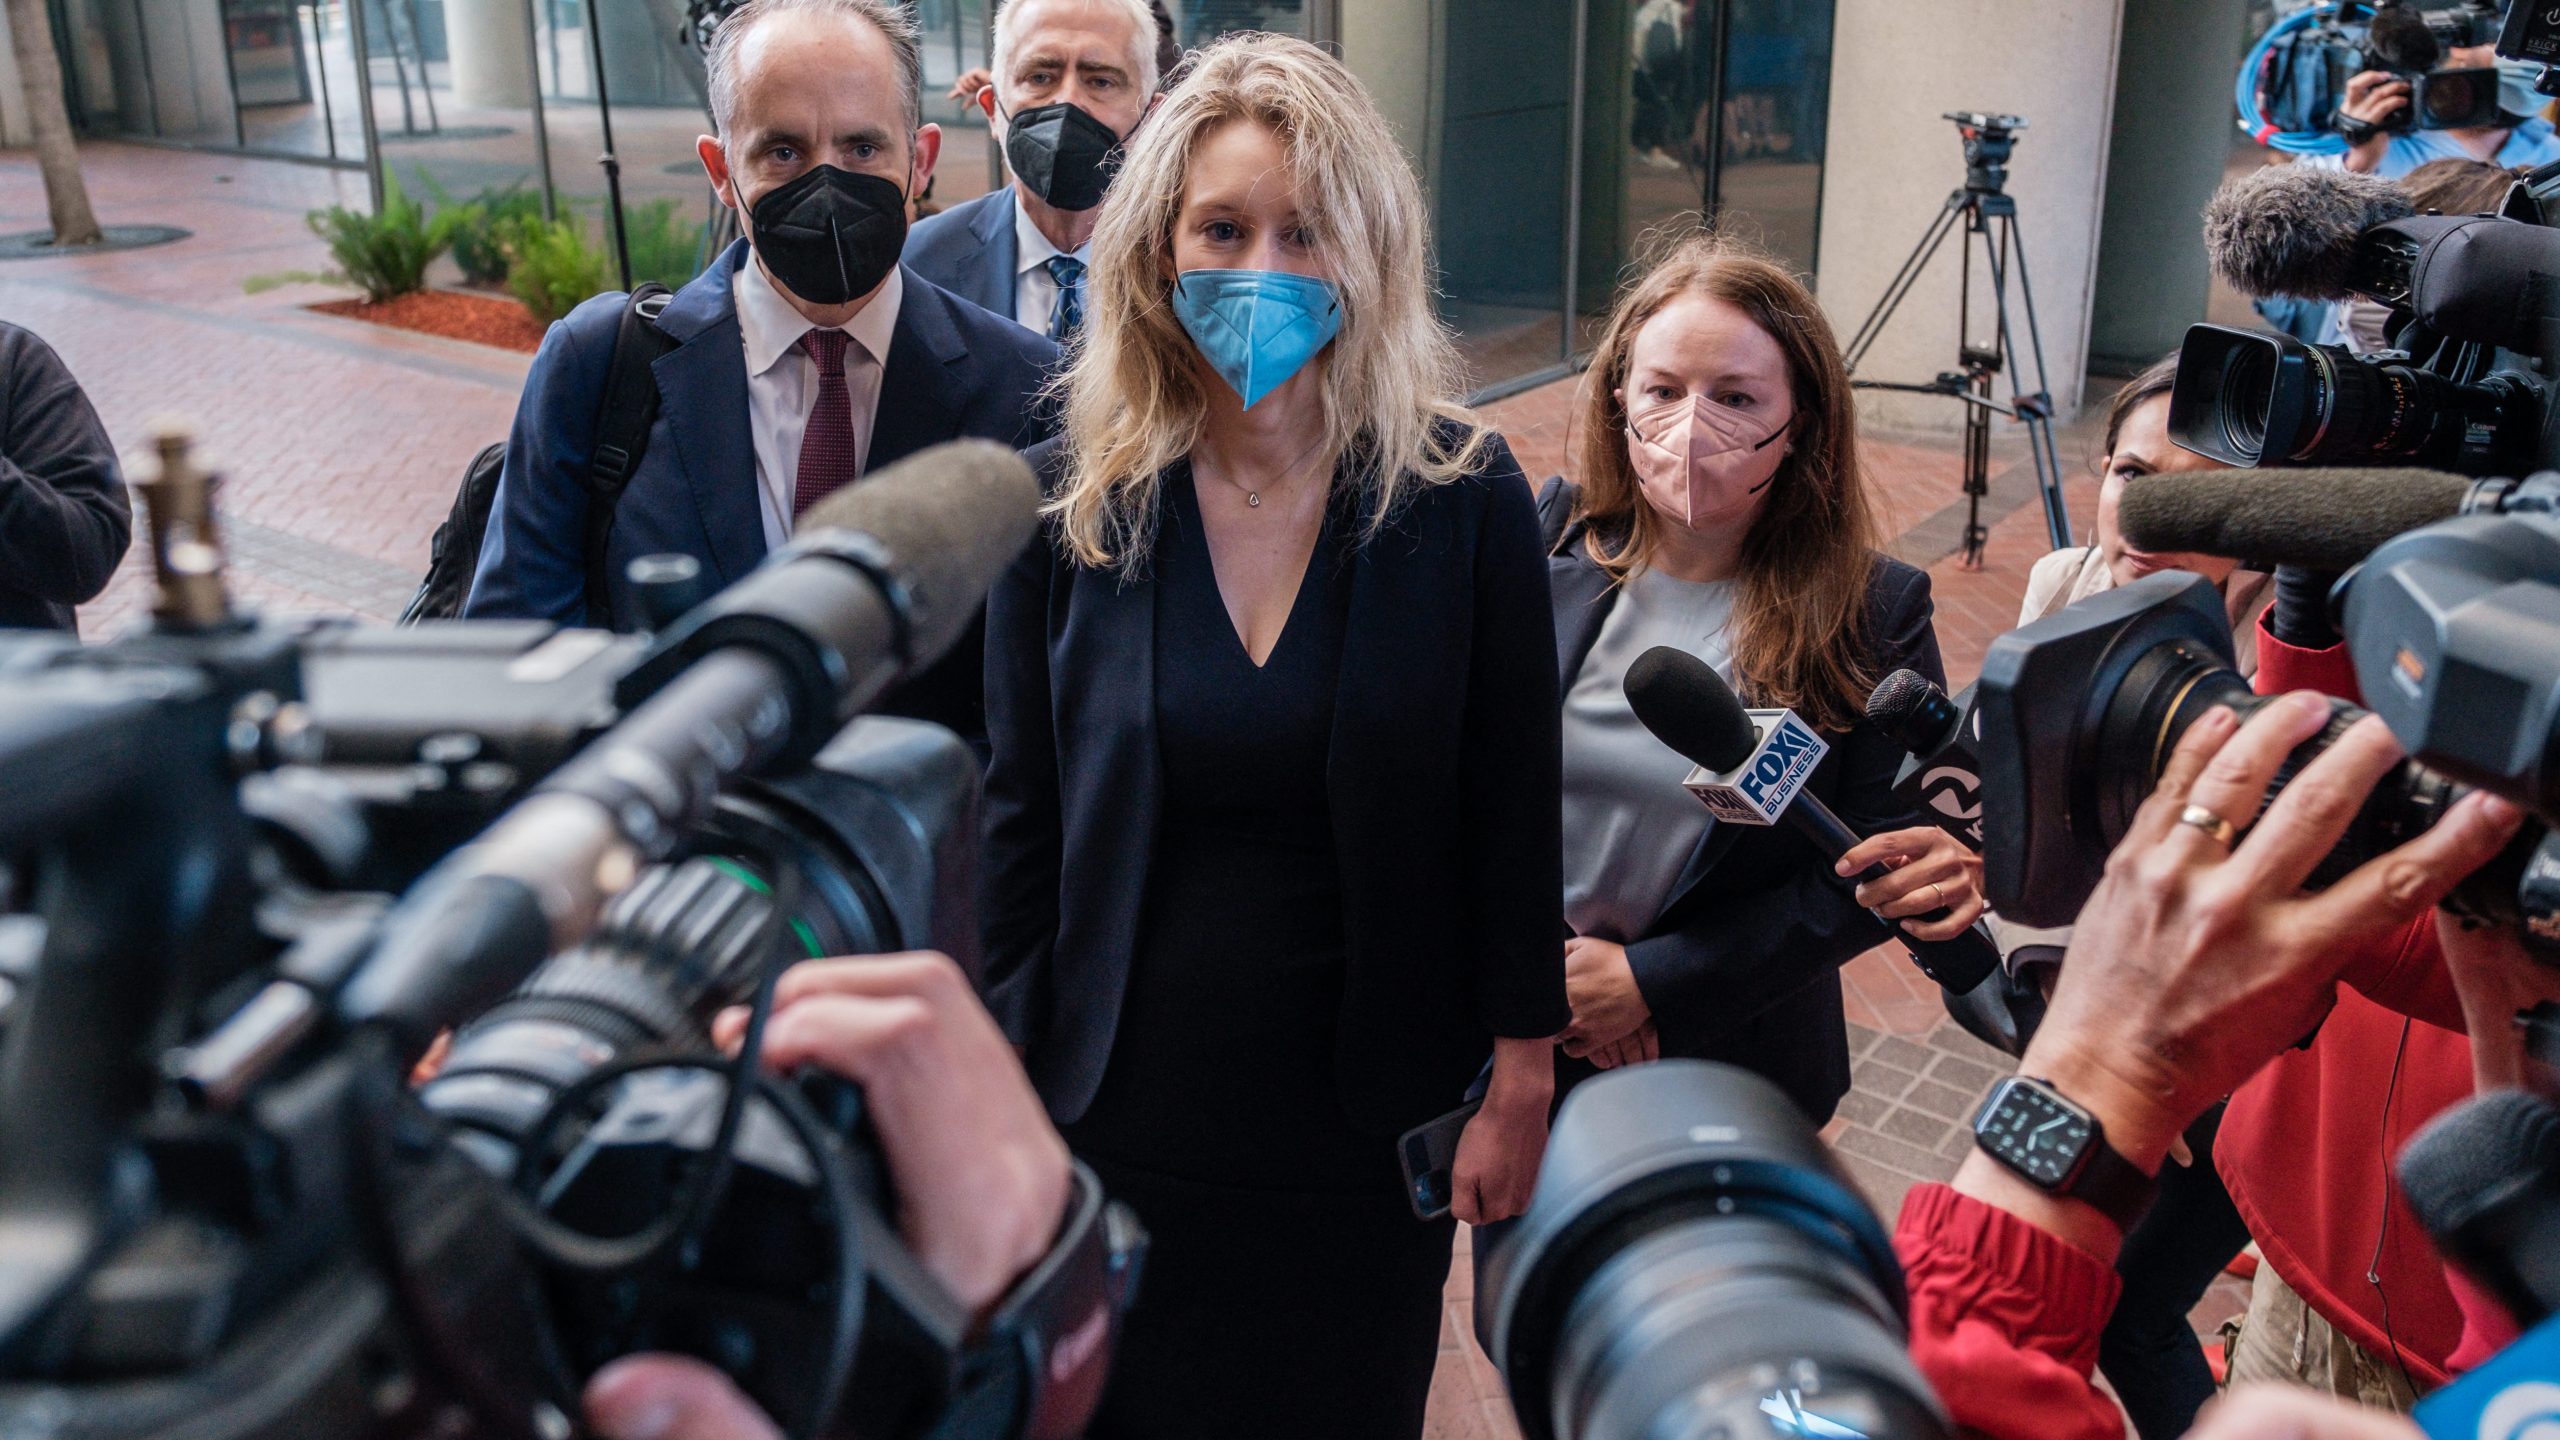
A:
305 170 455 302
505 217 609 324
246 170 457 300
621 198 709 290
444 182 545 286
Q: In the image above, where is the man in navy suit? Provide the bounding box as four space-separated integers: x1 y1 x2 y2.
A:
902 0 1160 338
466 0 1055 748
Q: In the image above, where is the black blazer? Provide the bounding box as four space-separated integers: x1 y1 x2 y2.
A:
982 434 1571 1134
1540 479 1945 1116
0 324 129 632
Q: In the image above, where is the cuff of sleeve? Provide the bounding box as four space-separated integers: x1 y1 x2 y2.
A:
1895 1183 2122 1370
2252 613 2360 701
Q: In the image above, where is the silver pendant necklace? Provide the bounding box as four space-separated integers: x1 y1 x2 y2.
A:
1208 434 1328 511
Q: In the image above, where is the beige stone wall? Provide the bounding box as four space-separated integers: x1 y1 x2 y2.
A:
1813 0 2127 430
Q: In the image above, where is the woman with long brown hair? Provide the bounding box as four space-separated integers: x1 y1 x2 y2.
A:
1541 232 1984 1120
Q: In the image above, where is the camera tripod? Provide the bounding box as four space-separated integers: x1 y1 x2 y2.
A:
1842 113 2072 567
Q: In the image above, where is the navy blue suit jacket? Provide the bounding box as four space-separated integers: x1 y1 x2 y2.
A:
902 188 1020 323
464 240 1057 745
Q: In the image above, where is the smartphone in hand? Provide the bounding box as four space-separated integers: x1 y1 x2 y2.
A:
1397 1098 1483 1221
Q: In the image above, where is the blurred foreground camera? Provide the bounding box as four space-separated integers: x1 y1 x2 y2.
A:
1479 1062 1946 1440
1972 569 2560 951
0 436 1136 1440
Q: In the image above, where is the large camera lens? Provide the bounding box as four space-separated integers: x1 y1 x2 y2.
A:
1975 571 2542 935
1479 1063 1947 1440
2166 323 2520 469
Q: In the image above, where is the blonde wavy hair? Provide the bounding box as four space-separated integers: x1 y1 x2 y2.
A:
1048 31 1486 573
1572 232 1883 731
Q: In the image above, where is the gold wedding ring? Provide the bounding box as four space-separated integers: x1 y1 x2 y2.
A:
2177 804 2239 850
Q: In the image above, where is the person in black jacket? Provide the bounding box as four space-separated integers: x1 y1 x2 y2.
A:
978 34 1562 1440
0 323 129 633
1539 234 1984 1122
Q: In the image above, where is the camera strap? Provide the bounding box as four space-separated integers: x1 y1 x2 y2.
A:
934 1161 1146 1440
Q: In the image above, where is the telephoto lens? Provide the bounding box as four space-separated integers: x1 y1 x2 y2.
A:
2166 323 2529 471
1478 1062 1948 1440
1974 570 2550 944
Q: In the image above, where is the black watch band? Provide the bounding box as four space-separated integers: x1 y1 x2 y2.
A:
1971 1075 2159 1231
961 1160 1148 1440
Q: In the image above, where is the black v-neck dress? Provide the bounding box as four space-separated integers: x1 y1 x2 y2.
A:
1061 472 1457 1440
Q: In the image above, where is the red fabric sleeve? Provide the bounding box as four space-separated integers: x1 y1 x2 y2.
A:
2445 1264 2523 1373
2252 612 2361 702
1895 1184 2127 1440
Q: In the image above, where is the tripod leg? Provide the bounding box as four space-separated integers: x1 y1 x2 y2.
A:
1982 213 2074 549
1842 196 1967 374
1963 368 1992 568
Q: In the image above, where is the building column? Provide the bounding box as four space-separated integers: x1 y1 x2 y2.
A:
1812 0 2127 431
446 0 534 109
2089 0 2252 373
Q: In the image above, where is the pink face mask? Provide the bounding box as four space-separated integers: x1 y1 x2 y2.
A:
1624 392 1791 531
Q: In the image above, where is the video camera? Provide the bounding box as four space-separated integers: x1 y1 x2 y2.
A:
1479 1062 1948 1440
2255 0 2508 140
2166 145 2560 477
0 435 1139 1440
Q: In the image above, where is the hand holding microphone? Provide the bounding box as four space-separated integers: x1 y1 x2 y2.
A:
1623 645 2001 991
1835 827 1985 942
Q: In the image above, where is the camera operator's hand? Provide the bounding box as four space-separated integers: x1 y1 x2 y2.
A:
585 1354 782 1440
712 952 1071 1319
2338 70 2410 171
1957 694 2522 1254
2438 912 2560 1095
1840 826 1986 942
2185 1384 2422 1440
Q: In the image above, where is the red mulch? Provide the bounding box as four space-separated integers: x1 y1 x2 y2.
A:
311 288 548 353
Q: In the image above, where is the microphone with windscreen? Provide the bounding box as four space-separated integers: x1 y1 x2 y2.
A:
1623 647 1999 991
2117 466 2560 570
1867 669 1983 852
2399 1088 2560 1329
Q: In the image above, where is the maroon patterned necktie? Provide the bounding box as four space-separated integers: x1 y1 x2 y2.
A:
792 328 861 518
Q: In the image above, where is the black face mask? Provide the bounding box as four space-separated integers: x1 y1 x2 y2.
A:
745 164 908 306
1000 100 1128 212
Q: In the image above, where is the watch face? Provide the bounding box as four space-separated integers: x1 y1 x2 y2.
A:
1978 1080 2094 1188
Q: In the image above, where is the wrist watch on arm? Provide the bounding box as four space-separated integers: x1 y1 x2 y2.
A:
1969 1075 2159 1231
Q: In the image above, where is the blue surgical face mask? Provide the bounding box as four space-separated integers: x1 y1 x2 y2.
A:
1170 268 1343 409
2501 59 2546 122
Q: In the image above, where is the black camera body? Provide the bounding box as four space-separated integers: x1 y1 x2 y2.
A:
0 587 1125 1440
2170 203 2560 476
1975 565 2560 954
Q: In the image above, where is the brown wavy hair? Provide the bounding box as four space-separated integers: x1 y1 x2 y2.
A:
1570 232 1881 731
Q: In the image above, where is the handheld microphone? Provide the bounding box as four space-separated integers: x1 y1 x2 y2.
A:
1866 669 1983 852
1623 647 1999 991
2117 466 2560 569
2399 1089 2560 1329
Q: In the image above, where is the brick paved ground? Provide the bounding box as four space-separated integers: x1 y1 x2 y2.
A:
4 142 2248 1437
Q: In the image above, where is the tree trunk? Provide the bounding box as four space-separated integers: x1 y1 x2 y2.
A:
4 0 103 247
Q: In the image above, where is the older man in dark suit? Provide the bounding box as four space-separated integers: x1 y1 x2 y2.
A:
467 0 1054 748
902 0 1161 338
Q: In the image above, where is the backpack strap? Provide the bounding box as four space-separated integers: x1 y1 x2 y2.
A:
581 281 679 627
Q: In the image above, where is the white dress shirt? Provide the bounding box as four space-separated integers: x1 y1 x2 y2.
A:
733 256 903 551
1012 199 1091 335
